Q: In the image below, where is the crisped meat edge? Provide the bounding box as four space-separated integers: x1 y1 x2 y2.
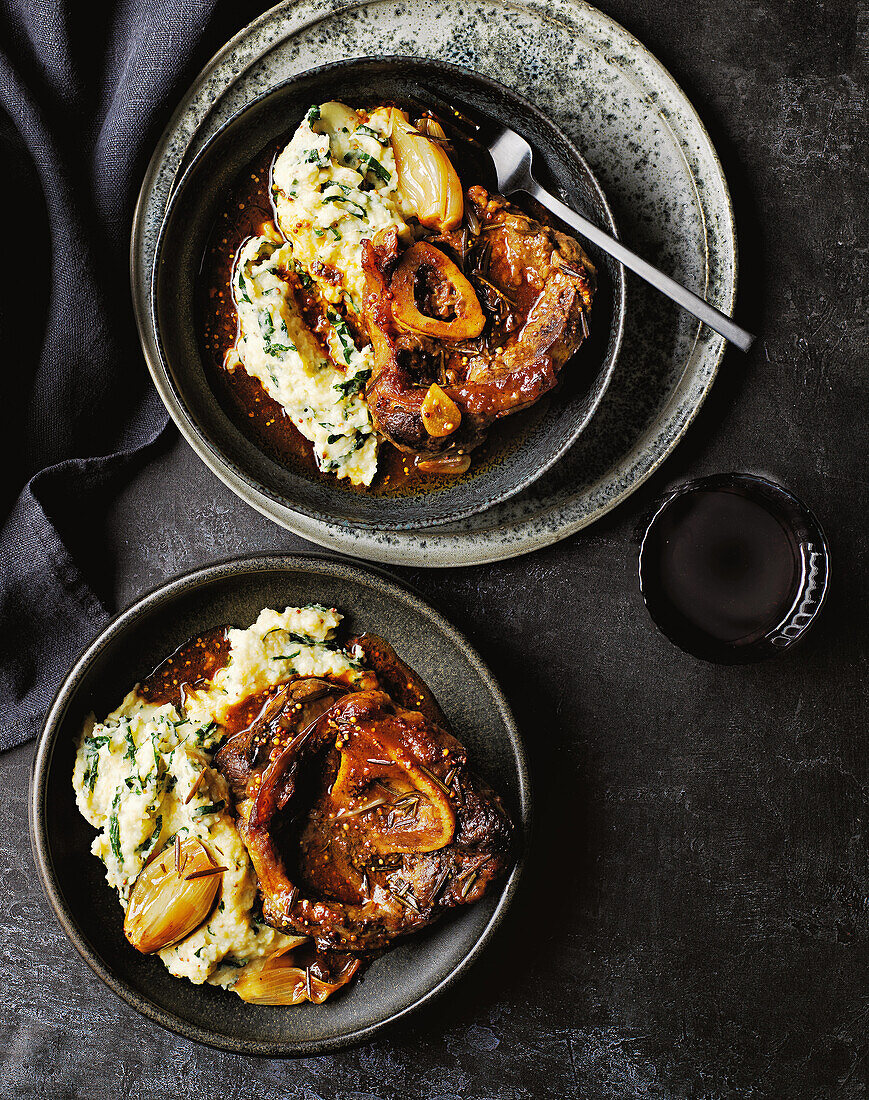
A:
361 185 596 457
215 638 514 952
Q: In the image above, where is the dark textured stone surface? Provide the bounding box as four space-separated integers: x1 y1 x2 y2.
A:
5 0 867 1095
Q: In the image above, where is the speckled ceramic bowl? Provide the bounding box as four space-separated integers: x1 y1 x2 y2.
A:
151 56 624 531
30 555 530 1056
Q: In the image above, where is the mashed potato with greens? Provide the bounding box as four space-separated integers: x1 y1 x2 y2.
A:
271 102 411 314
230 234 377 485
226 102 417 487
73 605 369 997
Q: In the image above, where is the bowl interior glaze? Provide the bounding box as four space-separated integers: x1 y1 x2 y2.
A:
30 556 530 1055
151 56 625 531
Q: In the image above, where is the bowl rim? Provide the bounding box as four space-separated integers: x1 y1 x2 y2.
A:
148 54 626 533
29 552 532 1056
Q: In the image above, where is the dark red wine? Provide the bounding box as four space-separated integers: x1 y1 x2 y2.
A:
639 474 830 662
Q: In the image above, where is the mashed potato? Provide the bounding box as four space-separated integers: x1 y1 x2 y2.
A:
228 102 419 487
271 102 411 316
72 605 369 997
184 604 367 726
230 235 378 486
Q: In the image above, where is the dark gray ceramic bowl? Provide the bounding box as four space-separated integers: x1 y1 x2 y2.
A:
30 555 530 1055
151 56 625 531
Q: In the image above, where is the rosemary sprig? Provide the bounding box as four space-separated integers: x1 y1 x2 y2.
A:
185 865 227 881
184 769 205 805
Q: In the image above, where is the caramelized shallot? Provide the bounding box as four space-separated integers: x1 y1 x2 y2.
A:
233 948 360 1005
415 453 472 475
420 383 462 438
415 114 447 139
124 838 221 954
390 109 463 231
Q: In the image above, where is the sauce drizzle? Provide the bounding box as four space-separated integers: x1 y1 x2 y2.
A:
138 627 231 709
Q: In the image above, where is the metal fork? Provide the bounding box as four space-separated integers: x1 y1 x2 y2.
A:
429 97 755 353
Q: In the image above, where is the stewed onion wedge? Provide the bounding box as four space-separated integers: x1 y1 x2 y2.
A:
415 452 472 475
390 109 463 231
233 949 360 1005
124 838 223 954
415 114 448 141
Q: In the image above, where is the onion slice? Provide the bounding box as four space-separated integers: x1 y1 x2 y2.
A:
390 109 463 231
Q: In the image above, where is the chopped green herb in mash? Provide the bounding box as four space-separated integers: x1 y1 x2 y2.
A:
230 236 377 486
72 605 370 1000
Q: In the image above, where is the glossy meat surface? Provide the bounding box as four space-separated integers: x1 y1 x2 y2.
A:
215 637 513 952
361 186 596 461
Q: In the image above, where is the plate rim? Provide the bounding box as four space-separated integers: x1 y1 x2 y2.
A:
130 0 738 566
148 54 626 532
28 552 531 1056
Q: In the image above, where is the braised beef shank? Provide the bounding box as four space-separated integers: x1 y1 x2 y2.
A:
215 635 513 952
361 185 596 462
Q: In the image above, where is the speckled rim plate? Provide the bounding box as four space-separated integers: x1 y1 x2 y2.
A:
149 56 625 532
30 554 530 1056
132 0 738 566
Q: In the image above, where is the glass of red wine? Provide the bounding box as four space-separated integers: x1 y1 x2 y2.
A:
638 473 830 663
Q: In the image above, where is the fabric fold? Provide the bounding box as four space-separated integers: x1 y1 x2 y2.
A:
0 0 224 750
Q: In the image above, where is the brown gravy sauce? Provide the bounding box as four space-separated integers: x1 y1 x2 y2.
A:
222 682 289 739
197 137 540 496
138 627 231 709
221 666 371 740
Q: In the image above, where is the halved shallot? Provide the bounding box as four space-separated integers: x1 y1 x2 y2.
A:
124 838 223 954
390 109 463 231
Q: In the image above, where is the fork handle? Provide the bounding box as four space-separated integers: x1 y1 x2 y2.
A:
525 180 755 353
